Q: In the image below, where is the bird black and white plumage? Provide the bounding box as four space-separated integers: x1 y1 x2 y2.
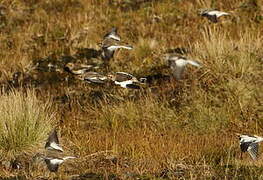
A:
43 156 76 172
45 129 63 152
64 62 93 75
108 72 140 89
100 39 133 61
164 54 202 80
239 134 263 160
103 27 121 41
200 9 230 23
77 72 108 84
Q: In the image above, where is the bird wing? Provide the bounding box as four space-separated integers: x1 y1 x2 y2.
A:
247 143 259 160
62 156 76 160
115 72 134 81
45 129 63 152
210 11 229 17
187 60 202 67
50 129 60 144
103 27 120 41
49 142 63 152
207 15 218 23
240 141 252 152
107 45 133 51
107 34 121 41
45 159 60 172
124 82 141 89
85 77 106 84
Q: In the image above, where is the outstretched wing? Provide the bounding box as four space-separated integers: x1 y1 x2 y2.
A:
107 45 133 51
45 129 63 152
247 143 259 160
103 27 120 41
187 60 202 67
240 141 252 152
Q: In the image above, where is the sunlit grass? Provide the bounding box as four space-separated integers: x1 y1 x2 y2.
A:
0 90 55 160
0 0 262 179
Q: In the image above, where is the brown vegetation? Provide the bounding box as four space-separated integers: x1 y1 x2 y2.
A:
0 0 262 179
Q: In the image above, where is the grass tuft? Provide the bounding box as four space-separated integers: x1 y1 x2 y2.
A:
0 89 55 160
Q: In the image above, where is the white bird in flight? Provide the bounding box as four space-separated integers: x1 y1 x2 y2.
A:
239 134 263 160
200 9 230 23
164 54 202 80
100 39 133 61
42 156 76 172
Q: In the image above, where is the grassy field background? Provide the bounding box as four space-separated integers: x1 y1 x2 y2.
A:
0 0 262 179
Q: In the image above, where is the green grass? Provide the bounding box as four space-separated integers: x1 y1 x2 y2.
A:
0 90 55 160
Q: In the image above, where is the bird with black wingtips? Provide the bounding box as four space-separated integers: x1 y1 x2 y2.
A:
45 129 63 152
33 153 76 172
100 39 133 61
103 27 121 41
107 72 141 89
77 71 108 84
238 134 263 160
199 9 230 23
43 156 76 172
164 53 202 80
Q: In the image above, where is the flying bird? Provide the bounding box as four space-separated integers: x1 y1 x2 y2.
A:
43 156 76 172
108 72 140 89
100 39 133 61
199 9 230 23
64 62 93 75
164 54 202 80
45 129 63 152
103 27 121 41
77 71 108 84
239 134 263 160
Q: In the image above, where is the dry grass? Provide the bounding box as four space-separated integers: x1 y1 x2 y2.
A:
0 0 262 179
0 89 55 162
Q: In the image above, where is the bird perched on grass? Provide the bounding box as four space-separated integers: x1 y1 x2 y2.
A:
164 54 202 80
45 129 63 152
103 27 121 41
100 39 133 61
199 9 230 23
77 71 108 84
238 134 263 160
107 72 141 89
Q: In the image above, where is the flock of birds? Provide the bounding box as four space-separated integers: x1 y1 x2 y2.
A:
5 8 263 175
